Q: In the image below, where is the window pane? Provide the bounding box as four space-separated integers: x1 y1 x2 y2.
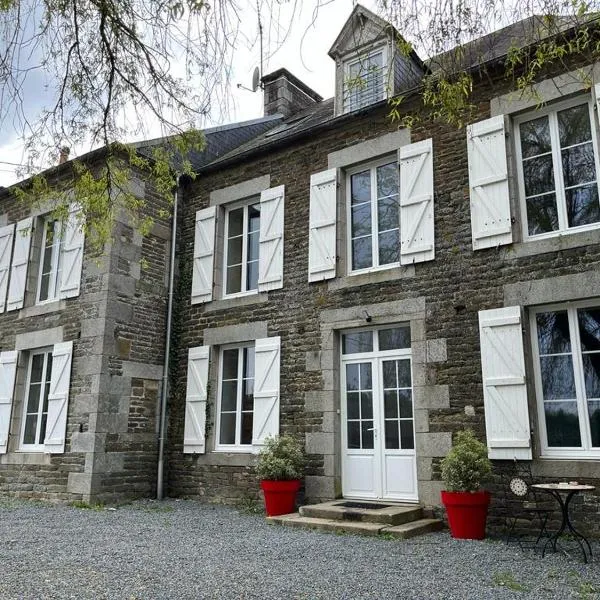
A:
379 326 411 351
526 193 559 236
384 390 398 418
240 413 253 445
558 104 592 147
350 171 371 206
39 272 51 302
39 413 48 445
376 163 398 199
351 204 372 237
222 349 239 380
359 363 372 390
540 355 576 400
360 391 373 419
382 360 397 388
248 204 260 233
545 401 581 447
399 389 413 418
242 379 254 412
385 420 400 449
346 364 359 390
523 155 555 197
228 208 244 237
247 231 259 262
588 400 600 447
26 383 41 415
377 196 399 232
30 354 44 384
23 415 37 445
219 413 236 445
246 260 259 291
220 381 237 412
400 420 415 449
352 236 372 270
347 392 360 419
361 421 374 449
566 184 600 228
520 116 551 158
578 308 600 351
226 235 242 266
562 143 596 188
378 229 400 265
582 354 600 399
347 421 360 449
226 265 242 294
397 360 412 388
342 331 373 354
243 347 255 378
536 311 571 354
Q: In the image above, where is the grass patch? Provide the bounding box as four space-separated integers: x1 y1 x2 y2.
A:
71 500 105 511
492 571 530 592
236 496 264 515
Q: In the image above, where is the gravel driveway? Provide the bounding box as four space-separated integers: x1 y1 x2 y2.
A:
0 498 598 599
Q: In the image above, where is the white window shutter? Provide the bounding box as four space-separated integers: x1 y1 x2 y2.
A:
478 306 531 460
399 139 435 264
252 336 280 447
191 206 216 304
308 169 337 282
7 217 32 312
0 351 18 454
258 186 285 292
467 115 513 250
59 204 85 299
0 223 15 313
45 341 73 453
183 345 210 454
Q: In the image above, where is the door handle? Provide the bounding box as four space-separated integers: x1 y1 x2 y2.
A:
366 427 376 431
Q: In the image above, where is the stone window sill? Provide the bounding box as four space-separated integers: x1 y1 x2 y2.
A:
503 227 600 260
203 292 268 313
327 264 415 291
0 452 52 465
18 299 67 319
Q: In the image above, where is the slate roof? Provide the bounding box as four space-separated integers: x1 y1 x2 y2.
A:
199 13 594 174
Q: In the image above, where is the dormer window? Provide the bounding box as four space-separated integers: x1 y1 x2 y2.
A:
344 48 387 113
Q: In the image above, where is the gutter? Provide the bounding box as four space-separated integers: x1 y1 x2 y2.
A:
156 174 181 500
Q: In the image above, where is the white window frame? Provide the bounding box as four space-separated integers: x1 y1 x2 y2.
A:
514 95 600 242
530 299 600 459
36 217 64 304
19 347 53 452
343 45 388 114
222 198 260 299
214 342 256 452
345 154 400 275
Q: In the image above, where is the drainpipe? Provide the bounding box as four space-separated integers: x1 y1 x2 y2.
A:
156 174 181 500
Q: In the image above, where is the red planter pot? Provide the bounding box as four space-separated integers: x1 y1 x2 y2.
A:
261 479 301 516
441 490 491 540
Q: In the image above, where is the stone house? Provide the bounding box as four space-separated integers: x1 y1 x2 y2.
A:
0 117 281 503
166 4 600 533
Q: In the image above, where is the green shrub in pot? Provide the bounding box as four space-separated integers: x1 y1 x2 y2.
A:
441 429 492 491
256 435 305 481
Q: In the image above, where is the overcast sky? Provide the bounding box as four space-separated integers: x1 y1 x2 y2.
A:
0 0 380 187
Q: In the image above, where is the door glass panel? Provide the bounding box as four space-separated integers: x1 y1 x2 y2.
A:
382 359 413 450
361 421 374 449
342 331 373 355
382 360 397 388
385 420 399 449
359 363 372 389
588 400 600 447
346 363 359 390
400 421 415 449
347 392 360 419
384 389 398 418
345 361 373 450
379 326 410 351
397 359 412 388
361 391 373 419
347 422 360 449
399 389 413 418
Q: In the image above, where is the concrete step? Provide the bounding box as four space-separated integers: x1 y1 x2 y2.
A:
268 513 444 540
380 518 444 540
299 500 423 526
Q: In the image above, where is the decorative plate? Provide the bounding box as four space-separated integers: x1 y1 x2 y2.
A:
510 477 528 497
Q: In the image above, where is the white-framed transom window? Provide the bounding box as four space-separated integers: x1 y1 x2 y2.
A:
223 200 260 297
515 97 600 239
37 218 64 303
20 348 53 450
346 156 400 273
531 301 600 458
343 48 387 113
215 344 255 450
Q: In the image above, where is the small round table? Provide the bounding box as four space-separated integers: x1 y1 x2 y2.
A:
532 483 595 563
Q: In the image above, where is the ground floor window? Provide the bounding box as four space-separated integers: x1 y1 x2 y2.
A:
21 349 53 450
216 344 255 450
531 302 600 457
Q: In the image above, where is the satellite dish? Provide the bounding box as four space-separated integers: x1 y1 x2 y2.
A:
251 67 260 92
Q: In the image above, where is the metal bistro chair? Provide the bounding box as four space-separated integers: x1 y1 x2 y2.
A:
499 460 553 551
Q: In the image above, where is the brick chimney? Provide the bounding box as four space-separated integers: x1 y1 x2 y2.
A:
262 68 322 118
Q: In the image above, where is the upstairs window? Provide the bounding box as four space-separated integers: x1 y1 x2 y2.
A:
223 201 260 296
37 218 64 303
515 98 600 239
343 49 386 113
346 157 400 272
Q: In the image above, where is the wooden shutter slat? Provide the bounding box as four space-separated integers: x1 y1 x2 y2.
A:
183 345 209 454
7 217 32 312
468 115 513 250
252 337 280 447
308 169 337 282
0 350 18 454
0 224 15 313
191 207 216 304
399 138 435 264
478 306 532 460
258 186 285 291
59 204 85 299
45 341 73 453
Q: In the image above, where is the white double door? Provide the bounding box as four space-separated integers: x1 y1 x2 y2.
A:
341 349 418 502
